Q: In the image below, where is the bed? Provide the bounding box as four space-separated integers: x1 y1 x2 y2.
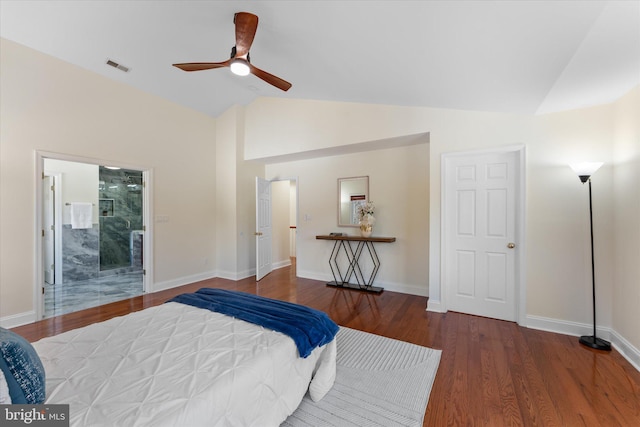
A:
4 289 338 426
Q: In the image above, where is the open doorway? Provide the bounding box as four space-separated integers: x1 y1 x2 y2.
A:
37 154 150 319
256 178 298 281
271 179 298 273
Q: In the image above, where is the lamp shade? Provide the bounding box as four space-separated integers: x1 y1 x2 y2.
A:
570 162 603 183
230 59 250 76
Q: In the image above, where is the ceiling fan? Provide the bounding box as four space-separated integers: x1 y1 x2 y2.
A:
173 12 292 92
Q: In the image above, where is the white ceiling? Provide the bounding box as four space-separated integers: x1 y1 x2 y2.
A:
1 1 639 118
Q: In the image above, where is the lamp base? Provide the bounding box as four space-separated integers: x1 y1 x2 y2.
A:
579 335 611 351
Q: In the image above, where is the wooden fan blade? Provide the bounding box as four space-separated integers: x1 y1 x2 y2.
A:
234 12 259 58
249 64 292 91
173 61 230 72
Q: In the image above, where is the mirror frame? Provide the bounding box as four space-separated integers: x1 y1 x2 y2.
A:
337 176 369 227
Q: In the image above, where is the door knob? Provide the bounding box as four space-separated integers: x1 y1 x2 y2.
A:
254 232 263 236
507 242 516 249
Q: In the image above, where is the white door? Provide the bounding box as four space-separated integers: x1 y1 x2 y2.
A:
444 150 518 321
256 177 273 281
43 175 55 284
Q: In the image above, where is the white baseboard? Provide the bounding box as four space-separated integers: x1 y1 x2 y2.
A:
273 259 292 270
526 314 640 372
218 261 288 281
296 269 428 296
525 314 607 338
151 270 218 293
295 269 326 282
0 311 36 329
383 281 428 296
610 329 640 372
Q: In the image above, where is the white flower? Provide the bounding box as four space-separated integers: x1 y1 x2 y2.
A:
357 201 375 225
361 213 376 225
357 201 374 218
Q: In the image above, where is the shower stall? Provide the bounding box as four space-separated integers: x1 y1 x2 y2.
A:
98 166 144 273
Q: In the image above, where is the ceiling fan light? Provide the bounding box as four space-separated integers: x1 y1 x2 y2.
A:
230 59 250 76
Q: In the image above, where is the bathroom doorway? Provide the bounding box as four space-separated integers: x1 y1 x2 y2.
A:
38 155 149 319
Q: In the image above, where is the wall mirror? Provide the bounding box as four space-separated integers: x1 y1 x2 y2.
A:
338 176 369 227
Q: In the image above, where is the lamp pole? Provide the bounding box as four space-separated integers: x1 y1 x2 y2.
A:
572 163 611 351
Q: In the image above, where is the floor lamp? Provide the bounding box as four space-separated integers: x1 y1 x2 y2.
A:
570 162 611 351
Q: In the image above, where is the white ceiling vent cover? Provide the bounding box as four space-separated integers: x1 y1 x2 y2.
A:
106 59 130 72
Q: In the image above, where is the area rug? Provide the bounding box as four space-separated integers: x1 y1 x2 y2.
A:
283 327 442 427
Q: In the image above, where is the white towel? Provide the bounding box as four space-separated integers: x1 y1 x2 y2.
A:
70 202 93 229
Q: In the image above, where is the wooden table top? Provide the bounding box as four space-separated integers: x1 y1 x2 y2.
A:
316 235 396 243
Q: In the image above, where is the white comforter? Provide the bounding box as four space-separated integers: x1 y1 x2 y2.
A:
33 302 336 427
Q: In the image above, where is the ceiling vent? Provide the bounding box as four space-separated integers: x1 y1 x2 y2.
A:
106 59 130 72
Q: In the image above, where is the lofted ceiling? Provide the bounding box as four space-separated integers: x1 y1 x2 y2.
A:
1 0 638 118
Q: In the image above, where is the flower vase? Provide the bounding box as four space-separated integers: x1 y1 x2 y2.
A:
358 209 375 238
360 224 372 238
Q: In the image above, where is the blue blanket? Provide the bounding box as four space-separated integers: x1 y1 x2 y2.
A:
168 288 339 358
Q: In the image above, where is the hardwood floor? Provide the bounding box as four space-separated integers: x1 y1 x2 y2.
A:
12 265 640 426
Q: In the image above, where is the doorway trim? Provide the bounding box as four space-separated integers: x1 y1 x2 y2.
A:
271 176 299 268
34 150 154 320
256 176 299 278
43 171 63 285
438 145 527 326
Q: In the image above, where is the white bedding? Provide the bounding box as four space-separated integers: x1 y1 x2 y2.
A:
33 302 336 427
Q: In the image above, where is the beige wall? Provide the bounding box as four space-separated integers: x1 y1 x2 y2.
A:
265 143 430 295
1 36 637 365
612 86 640 360
0 39 216 321
528 105 615 329
215 106 239 278
215 105 264 279
245 98 431 160
247 92 639 362
234 109 264 278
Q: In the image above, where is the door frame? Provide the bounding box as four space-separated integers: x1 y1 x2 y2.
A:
440 145 527 325
270 177 299 265
34 150 154 320
43 172 63 285
255 176 299 279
